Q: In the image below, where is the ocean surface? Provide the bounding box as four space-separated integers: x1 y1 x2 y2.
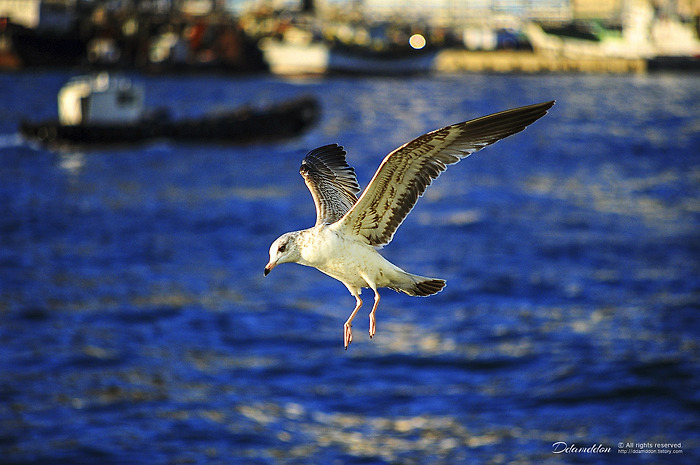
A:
0 71 698 464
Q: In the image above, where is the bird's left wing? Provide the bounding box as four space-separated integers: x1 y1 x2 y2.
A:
300 144 361 225
335 100 555 247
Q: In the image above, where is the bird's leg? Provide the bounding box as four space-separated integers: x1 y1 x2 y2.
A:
344 295 362 350
368 290 380 339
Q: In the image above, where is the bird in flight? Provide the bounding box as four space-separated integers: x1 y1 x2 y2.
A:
265 100 555 349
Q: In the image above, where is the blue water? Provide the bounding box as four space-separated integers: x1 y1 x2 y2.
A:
1 71 699 464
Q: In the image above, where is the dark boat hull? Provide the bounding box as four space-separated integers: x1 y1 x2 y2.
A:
328 47 438 76
21 96 320 147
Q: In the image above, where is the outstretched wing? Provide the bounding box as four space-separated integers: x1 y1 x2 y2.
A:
335 100 555 247
300 144 361 225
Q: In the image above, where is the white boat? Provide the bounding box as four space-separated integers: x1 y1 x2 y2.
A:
260 38 437 76
258 38 329 75
259 24 437 77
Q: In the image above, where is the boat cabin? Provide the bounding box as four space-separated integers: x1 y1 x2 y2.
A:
58 73 144 126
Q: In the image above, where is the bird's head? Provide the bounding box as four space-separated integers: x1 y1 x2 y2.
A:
264 232 300 276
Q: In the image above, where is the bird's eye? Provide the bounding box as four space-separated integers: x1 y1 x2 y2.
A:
278 244 286 253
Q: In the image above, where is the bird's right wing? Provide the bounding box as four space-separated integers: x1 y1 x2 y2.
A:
335 101 555 247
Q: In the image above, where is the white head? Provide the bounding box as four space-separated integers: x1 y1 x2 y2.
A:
264 232 301 276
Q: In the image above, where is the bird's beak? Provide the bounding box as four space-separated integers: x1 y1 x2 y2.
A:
264 262 275 276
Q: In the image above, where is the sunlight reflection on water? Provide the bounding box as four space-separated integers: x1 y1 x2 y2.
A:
0 71 698 464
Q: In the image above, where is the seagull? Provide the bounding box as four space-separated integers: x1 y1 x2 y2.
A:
265 100 554 349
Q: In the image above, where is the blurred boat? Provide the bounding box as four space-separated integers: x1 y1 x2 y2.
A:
20 73 320 147
526 0 700 69
260 38 437 76
259 22 437 76
258 38 329 75
328 43 437 76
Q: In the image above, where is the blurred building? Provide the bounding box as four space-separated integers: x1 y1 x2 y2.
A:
0 0 230 22
359 0 570 25
227 0 700 27
0 0 78 32
4 1 696 27
571 0 623 19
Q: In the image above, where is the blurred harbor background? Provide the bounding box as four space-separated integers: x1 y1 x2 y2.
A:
1 0 700 73
1 1 700 465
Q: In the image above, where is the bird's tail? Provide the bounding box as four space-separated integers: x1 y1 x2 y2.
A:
391 273 446 297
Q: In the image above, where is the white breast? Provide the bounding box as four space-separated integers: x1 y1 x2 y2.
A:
297 225 402 291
